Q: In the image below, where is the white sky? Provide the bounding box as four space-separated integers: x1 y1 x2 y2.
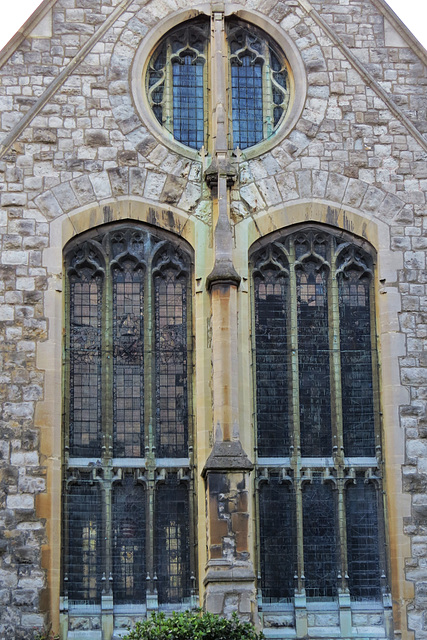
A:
0 0 426 51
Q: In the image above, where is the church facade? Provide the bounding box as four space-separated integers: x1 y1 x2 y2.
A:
0 0 427 638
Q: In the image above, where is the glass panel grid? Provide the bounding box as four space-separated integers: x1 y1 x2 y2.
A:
113 267 144 457
255 273 289 456
346 479 381 599
259 477 295 600
113 477 146 603
339 273 375 456
69 277 102 457
297 265 332 457
172 57 205 149
155 475 190 603
231 56 263 149
67 481 102 604
155 270 188 458
302 479 337 599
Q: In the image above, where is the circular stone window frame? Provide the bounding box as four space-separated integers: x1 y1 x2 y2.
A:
131 4 307 161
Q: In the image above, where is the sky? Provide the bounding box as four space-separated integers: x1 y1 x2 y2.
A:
0 0 426 51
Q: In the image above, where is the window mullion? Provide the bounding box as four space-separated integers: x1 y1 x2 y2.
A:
262 41 274 140
329 242 344 458
164 39 173 136
103 261 114 460
288 237 304 594
329 243 348 594
103 477 113 593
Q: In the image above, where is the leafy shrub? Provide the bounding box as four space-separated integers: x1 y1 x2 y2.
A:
123 610 264 640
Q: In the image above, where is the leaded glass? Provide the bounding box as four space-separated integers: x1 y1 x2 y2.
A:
69 263 102 457
346 478 381 599
253 227 385 607
303 478 337 599
147 18 208 150
155 474 191 603
67 480 102 603
113 264 144 457
339 266 375 457
64 224 194 609
146 16 290 151
113 476 146 603
253 248 289 457
155 264 188 458
259 476 295 600
173 56 204 149
297 263 331 457
231 56 263 149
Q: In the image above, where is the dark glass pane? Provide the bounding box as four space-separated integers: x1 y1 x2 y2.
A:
173 56 205 149
231 56 263 149
69 275 102 456
67 481 102 603
346 479 381 599
303 479 337 598
155 268 188 458
113 265 144 457
113 477 146 603
259 477 295 600
339 272 375 456
155 475 190 603
255 272 289 456
297 265 332 456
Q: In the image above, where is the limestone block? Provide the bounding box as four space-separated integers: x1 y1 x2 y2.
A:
144 171 167 200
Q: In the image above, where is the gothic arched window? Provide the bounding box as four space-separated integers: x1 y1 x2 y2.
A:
252 227 387 604
63 224 195 610
146 17 291 151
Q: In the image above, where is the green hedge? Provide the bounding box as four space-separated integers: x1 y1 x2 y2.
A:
123 610 264 640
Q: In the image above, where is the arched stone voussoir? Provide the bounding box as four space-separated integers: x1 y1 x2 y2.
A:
238 168 406 224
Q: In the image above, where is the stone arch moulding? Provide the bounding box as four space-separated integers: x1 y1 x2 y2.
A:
35 200 197 633
238 199 413 631
129 5 308 160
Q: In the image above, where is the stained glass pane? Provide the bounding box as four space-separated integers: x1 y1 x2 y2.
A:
69 274 102 457
259 477 295 600
113 265 144 457
113 477 146 603
155 475 190 603
339 272 375 456
155 268 188 458
255 272 289 456
303 479 337 598
297 265 332 457
346 479 381 599
67 480 102 604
